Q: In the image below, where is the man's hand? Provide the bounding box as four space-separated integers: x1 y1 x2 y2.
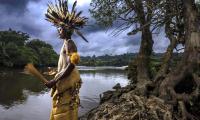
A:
44 63 75 88
45 79 57 88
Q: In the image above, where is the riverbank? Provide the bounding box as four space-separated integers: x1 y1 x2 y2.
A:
79 83 172 120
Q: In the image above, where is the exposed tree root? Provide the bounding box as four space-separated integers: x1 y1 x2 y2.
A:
178 101 199 120
80 90 174 120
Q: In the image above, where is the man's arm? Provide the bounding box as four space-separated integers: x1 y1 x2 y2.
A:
55 63 75 81
45 40 78 88
45 63 75 88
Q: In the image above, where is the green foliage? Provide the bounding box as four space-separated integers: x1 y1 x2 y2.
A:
127 59 137 85
0 28 29 46
79 53 136 66
126 54 162 85
0 29 58 67
26 39 53 49
26 39 58 66
148 54 162 79
127 53 182 84
5 46 39 67
90 0 129 27
195 0 200 11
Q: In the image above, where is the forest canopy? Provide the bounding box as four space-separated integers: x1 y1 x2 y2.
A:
0 29 58 67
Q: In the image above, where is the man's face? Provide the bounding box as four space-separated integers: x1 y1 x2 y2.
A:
57 27 73 39
58 27 66 39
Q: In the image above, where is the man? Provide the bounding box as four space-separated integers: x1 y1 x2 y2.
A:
44 0 88 119
45 27 82 120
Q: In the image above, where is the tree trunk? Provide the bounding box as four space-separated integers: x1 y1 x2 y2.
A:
159 0 200 97
152 1 200 119
154 38 177 80
134 0 153 95
158 1 200 119
153 1 178 90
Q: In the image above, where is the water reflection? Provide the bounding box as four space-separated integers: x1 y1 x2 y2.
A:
0 68 51 108
0 67 128 120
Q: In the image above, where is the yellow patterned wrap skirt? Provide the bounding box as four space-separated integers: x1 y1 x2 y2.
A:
50 67 81 120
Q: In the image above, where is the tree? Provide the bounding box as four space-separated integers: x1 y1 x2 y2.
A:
0 29 29 46
0 29 34 67
90 0 165 94
83 0 200 119
0 30 58 67
26 39 58 66
158 1 200 119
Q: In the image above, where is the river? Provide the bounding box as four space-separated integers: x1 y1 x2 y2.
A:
0 66 128 120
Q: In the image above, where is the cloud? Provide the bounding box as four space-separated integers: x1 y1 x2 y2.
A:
153 32 170 53
74 29 141 56
0 0 169 56
0 0 41 14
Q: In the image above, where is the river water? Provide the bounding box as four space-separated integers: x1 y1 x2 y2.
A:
0 67 128 120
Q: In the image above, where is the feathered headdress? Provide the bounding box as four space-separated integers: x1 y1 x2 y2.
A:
45 0 88 42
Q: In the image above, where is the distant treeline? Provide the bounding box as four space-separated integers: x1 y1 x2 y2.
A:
79 53 182 67
0 29 58 68
79 53 136 66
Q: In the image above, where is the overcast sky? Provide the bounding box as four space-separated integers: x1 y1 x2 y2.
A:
0 0 170 56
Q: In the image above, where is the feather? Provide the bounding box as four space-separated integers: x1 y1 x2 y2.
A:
75 29 88 42
45 0 88 42
75 11 82 18
71 1 77 13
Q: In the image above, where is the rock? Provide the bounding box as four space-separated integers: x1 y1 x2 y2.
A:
112 83 121 90
100 90 113 104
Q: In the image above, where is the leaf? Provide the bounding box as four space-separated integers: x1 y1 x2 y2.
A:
127 29 139 35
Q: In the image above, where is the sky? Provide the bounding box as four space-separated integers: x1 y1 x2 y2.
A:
0 0 170 56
